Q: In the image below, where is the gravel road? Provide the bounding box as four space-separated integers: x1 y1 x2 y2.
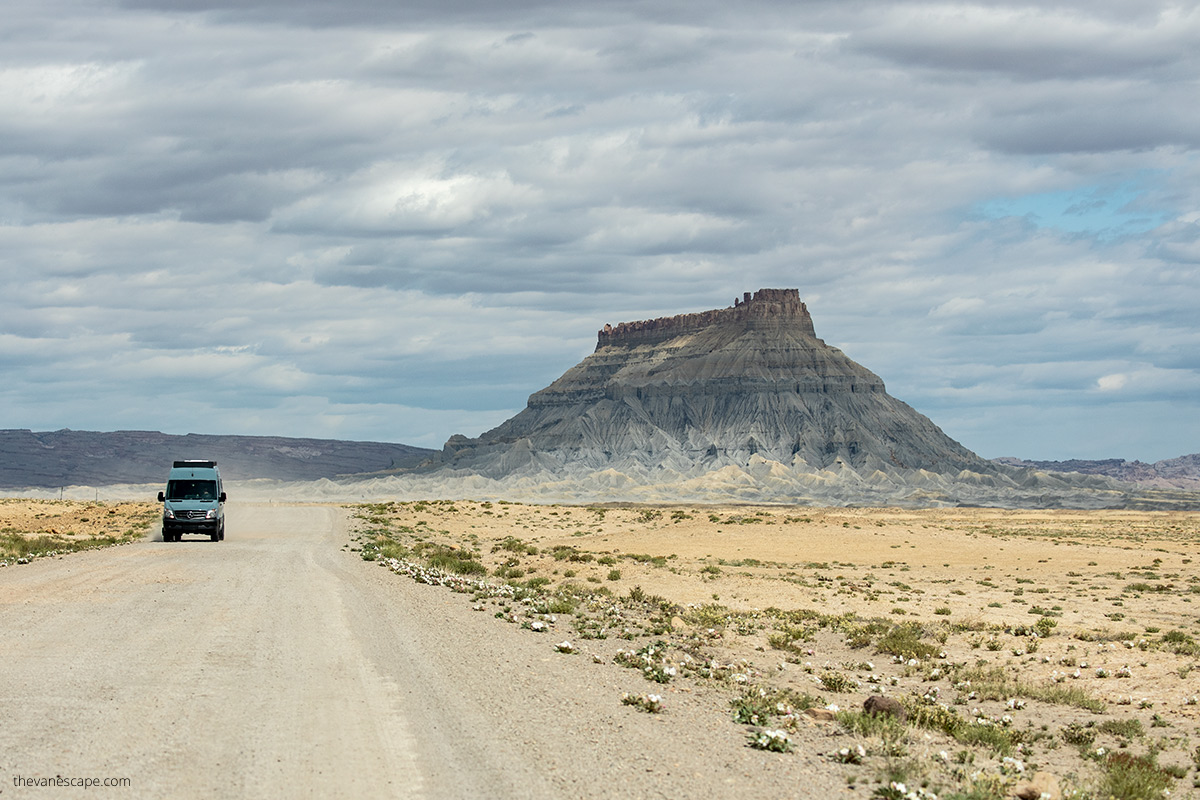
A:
0 503 845 799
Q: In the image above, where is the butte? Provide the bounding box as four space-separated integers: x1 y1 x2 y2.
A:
427 289 995 481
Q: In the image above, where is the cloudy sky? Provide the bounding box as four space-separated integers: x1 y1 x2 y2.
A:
3 0 1198 461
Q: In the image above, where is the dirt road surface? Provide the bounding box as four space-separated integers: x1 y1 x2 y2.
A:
0 503 841 799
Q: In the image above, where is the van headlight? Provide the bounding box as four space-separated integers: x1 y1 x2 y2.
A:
205 509 217 519
164 508 175 519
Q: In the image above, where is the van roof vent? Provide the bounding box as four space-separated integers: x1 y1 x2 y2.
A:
173 460 217 468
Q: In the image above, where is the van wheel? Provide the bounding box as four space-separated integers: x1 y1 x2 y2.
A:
210 532 220 542
218 525 225 541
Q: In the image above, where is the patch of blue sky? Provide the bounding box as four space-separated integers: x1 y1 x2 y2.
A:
974 173 1173 239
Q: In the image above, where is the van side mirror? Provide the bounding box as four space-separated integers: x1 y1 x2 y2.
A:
220 492 227 502
158 491 165 502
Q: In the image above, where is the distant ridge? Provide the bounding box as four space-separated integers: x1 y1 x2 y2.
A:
0 429 434 489
993 454 1200 491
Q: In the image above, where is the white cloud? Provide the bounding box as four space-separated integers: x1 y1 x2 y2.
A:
0 0 1198 461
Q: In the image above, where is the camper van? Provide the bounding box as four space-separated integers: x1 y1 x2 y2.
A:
158 460 226 542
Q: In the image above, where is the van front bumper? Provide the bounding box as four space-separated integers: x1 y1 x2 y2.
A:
163 518 220 534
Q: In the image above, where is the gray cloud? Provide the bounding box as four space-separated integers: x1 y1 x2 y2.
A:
1 0 1198 461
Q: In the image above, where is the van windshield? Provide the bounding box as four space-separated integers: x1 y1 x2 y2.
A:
166 480 218 501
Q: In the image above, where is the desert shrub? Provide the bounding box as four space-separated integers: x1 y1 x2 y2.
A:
746 729 791 752
1097 718 1143 739
621 692 663 713
544 596 577 614
843 618 892 649
1161 630 1200 656
731 686 820 725
766 607 827 624
1124 582 1172 594
944 774 1012 800
1097 752 1175 800
494 536 537 555
1033 617 1057 637
876 623 940 660
683 603 731 629
901 696 1015 755
954 665 1104 712
424 546 488 576
819 671 857 693
903 697 962 737
374 540 409 561
768 624 816 654
955 723 1015 755
623 553 669 567
731 690 776 725
837 709 907 741
493 561 525 579
1061 722 1097 747
614 640 676 683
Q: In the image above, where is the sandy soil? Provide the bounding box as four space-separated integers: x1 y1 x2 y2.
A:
0 497 157 538
0 499 158 562
350 500 1200 799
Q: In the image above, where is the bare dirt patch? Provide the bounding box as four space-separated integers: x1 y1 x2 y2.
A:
350 501 1200 799
0 498 158 563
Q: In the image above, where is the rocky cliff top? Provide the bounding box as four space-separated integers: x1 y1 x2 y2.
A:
596 289 816 350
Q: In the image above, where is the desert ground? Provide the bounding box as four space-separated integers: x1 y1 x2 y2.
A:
2 498 1198 798
349 501 1200 799
0 497 158 563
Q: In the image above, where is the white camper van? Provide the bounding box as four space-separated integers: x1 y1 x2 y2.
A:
158 460 226 542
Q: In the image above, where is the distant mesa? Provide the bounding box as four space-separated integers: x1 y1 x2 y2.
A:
0 429 434 489
993 454 1200 492
431 289 987 478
